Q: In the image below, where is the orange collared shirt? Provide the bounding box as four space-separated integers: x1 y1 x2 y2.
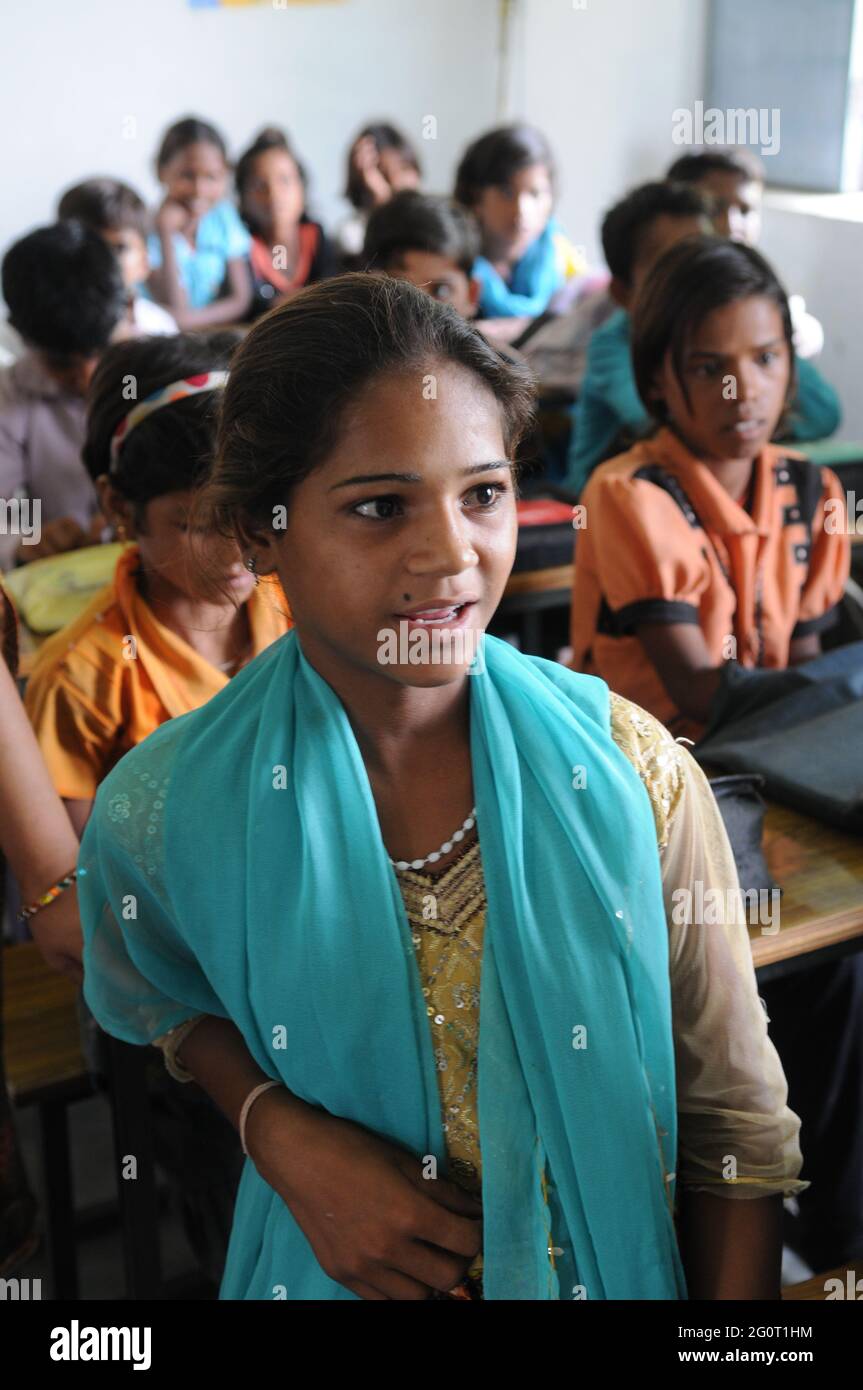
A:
570 428 850 741
26 545 292 800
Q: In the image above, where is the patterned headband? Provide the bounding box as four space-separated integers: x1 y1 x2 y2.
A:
108 371 229 471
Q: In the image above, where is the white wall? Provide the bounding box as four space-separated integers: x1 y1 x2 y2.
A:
3 0 857 439
0 0 500 257
761 202 863 440
510 0 710 264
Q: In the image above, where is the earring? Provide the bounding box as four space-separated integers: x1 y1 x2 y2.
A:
246 555 260 586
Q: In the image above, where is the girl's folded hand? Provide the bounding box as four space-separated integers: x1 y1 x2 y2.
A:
156 198 191 237
246 1087 482 1300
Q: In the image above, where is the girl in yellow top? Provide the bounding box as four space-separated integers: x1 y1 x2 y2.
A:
26 332 291 836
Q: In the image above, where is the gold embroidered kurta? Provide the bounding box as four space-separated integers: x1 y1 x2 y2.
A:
395 693 806 1210
156 692 806 1285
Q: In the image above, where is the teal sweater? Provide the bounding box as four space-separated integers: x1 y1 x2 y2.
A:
565 308 842 496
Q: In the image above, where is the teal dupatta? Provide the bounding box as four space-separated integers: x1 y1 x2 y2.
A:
80 631 686 1300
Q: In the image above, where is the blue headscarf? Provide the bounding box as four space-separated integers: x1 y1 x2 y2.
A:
80 631 686 1300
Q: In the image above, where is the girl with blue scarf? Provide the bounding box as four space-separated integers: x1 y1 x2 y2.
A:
78 275 805 1300
454 125 587 327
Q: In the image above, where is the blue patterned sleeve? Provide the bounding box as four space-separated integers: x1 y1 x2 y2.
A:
78 729 228 1046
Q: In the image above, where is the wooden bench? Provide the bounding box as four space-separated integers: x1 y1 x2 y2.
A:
3 941 92 1298
3 941 182 1300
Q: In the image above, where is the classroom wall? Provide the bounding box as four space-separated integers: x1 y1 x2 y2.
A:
760 205 863 441
510 0 711 264
2 0 857 438
0 0 500 258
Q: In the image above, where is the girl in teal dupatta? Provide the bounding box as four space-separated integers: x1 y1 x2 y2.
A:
78 275 790 1300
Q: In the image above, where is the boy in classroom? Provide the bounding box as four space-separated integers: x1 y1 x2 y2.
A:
57 178 178 336
0 221 128 570
666 148 825 359
565 182 841 495
148 116 252 329
362 189 534 389
235 126 336 320
454 123 587 343
362 189 481 319
569 235 861 1271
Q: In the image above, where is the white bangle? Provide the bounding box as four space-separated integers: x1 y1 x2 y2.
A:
239 1080 282 1156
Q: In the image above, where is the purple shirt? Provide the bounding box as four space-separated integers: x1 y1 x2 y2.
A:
0 353 94 569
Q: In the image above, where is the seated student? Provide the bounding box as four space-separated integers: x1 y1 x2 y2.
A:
148 116 252 329
454 124 587 337
565 182 713 495
567 182 841 495
235 127 336 320
337 121 422 265
570 234 849 742
25 332 291 839
666 149 826 361
363 189 481 319
363 191 533 387
0 222 128 570
571 237 861 1274
57 178 177 336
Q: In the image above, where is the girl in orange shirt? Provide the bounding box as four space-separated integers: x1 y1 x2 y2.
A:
26 332 291 837
571 236 849 742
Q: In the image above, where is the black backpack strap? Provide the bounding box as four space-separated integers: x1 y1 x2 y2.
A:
631 464 702 529
775 456 823 571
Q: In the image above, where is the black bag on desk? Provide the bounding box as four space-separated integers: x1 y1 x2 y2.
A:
696 642 863 834
708 773 779 895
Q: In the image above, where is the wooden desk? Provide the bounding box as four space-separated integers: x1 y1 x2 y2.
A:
503 563 572 598
782 1261 863 1300
752 804 863 978
492 563 573 656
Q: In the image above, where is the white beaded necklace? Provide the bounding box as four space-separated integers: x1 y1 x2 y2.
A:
390 808 477 873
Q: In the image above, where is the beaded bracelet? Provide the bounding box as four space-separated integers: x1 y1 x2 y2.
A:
17 868 80 923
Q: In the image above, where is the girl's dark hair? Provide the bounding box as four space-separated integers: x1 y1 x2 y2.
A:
235 126 307 235
156 116 229 172
631 235 795 422
666 147 766 188
601 181 709 287
203 272 534 541
454 124 556 208
345 123 421 210
83 331 242 524
58 178 149 240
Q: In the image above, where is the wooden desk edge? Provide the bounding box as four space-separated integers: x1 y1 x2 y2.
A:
751 906 863 968
503 563 573 597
